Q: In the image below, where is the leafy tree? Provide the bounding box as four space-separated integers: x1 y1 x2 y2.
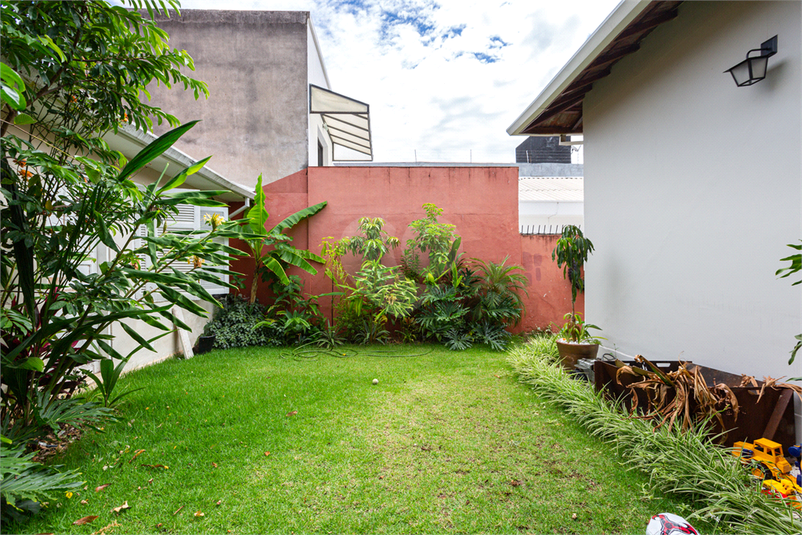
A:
321 217 413 343
0 0 207 150
0 0 235 517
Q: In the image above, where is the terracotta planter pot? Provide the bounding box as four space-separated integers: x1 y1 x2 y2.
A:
556 339 599 370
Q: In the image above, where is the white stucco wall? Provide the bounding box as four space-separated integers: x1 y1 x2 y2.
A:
519 201 583 230
584 1 801 380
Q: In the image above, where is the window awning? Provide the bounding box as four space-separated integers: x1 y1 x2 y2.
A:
310 84 372 160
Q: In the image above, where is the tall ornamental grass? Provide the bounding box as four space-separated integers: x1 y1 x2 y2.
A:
508 337 802 535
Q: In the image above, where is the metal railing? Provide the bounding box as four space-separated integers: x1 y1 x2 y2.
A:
520 224 581 236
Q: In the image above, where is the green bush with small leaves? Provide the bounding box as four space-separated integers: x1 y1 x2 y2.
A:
203 296 283 349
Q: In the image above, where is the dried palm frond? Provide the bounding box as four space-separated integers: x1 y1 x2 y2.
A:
615 359 739 434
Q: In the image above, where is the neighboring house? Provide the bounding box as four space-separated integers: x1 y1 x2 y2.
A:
518 164 584 234
515 136 571 164
508 0 801 394
516 137 584 234
147 10 373 191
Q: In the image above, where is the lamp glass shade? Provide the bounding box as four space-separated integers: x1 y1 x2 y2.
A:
749 55 768 80
727 59 752 86
727 56 769 86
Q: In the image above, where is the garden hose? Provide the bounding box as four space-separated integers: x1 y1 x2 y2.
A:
280 343 434 361
362 346 435 358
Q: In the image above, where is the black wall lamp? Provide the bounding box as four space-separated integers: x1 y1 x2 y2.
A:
725 35 778 87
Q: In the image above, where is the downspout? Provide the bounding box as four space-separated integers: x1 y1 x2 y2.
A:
229 198 251 219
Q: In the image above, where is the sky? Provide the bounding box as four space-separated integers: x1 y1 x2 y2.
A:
176 0 621 163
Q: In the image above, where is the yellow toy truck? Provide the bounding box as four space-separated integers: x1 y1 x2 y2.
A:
732 437 802 509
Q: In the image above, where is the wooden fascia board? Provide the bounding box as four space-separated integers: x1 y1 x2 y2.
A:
507 0 652 136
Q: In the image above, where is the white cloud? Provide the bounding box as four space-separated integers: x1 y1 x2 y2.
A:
176 0 620 162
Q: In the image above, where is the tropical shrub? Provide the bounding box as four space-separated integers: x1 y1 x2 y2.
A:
471 256 528 325
414 258 527 351
261 276 325 345
402 203 461 282
322 217 415 344
203 295 282 349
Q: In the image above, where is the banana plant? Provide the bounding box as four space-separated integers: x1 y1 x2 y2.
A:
243 174 327 304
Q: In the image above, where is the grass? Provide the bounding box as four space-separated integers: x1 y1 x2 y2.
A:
19 344 698 534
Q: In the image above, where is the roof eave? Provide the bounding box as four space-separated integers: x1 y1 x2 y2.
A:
109 126 254 201
506 0 652 137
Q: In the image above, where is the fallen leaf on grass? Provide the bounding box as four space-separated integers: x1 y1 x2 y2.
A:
111 501 130 514
212 462 218 468
264 452 270 457
95 484 110 492
92 520 120 535
80 499 88 505
216 500 222 506
73 515 98 525
128 449 145 463
286 410 297 417
572 513 578 520
194 511 205 518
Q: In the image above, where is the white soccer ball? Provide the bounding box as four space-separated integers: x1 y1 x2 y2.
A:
645 513 698 535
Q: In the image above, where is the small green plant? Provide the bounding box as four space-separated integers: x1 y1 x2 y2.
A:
777 240 802 365
312 320 345 349
260 275 328 345
552 225 594 318
557 312 603 343
82 358 144 408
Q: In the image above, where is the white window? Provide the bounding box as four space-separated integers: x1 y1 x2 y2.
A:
136 188 229 300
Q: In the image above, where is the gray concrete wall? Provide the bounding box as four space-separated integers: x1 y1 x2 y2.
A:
149 10 311 191
584 1 801 380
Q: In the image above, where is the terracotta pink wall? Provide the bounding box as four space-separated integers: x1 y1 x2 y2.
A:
518 235 584 333
233 166 581 332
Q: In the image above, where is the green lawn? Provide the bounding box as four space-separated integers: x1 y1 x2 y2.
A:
19 344 694 534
